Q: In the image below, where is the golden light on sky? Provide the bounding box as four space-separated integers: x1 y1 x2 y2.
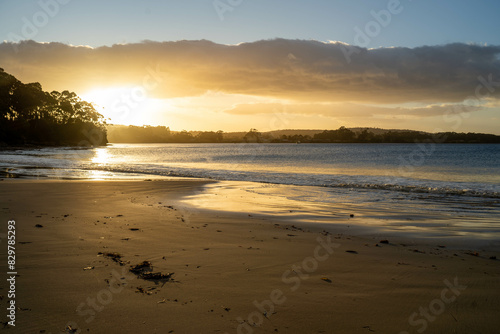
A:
1 1 500 133
1 40 500 134
81 87 174 127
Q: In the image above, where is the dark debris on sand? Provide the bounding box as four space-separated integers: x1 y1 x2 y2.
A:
139 272 174 281
130 261 153 274
129 260 175 283
99 252 127 266
100 252 175 284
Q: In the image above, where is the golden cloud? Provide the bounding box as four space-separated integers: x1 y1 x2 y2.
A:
1 39 500 105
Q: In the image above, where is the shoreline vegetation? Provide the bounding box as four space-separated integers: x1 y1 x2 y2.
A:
0 68 107 147
107 125 500 144
2 68 500 147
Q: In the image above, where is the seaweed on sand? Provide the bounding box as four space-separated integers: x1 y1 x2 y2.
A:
129 260 174 284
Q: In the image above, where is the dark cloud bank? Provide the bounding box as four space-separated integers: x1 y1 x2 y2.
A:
1 39 499 104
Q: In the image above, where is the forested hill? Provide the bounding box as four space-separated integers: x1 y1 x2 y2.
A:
0 68 107 146
107 125 500 144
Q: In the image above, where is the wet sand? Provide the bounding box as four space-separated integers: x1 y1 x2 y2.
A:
1 179 499 333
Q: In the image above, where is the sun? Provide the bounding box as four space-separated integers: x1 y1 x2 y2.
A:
81 86 156 126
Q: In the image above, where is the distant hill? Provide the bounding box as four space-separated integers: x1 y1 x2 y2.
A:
106 124 500 144
347 127 424 135
267 128 424 137
211 128 421 140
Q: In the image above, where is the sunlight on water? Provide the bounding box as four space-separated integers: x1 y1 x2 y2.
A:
91 147 111 165
181 181 500 242
1 143 499 241
87 169 113 180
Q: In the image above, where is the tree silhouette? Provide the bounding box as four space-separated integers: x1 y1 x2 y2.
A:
243 128 262 143
0 68 107 146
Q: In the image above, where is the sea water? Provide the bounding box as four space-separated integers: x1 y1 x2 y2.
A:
2 143 499 243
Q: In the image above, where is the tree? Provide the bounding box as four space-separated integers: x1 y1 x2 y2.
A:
243 128 262 143
196 130 224 143
172 130 194 142
313 126 355 142
357 129 375 142
0 69 107 146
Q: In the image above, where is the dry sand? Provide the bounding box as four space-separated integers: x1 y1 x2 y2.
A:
0 179 499 333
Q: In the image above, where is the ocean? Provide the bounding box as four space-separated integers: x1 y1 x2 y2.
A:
2 143 499 243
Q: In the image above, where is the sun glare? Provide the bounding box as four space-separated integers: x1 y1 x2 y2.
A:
91 147 110 165
81 87 161 126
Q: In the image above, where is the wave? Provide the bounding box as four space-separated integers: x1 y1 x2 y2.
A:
1 161 499 199
2 144 499 199
76 164 500 199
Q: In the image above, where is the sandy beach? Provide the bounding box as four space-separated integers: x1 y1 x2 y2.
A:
1 179 499 333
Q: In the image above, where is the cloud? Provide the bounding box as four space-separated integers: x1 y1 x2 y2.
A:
1 39 500 105
223 102 482 119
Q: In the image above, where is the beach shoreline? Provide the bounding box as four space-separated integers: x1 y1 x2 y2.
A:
1 179 499 333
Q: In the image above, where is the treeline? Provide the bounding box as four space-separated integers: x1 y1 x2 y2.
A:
107 125 500 144
0 68 107 146
208 127 500 143
286 127 500 143
107 125 224 143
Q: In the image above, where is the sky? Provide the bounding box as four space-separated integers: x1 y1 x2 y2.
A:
1 0 500 133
